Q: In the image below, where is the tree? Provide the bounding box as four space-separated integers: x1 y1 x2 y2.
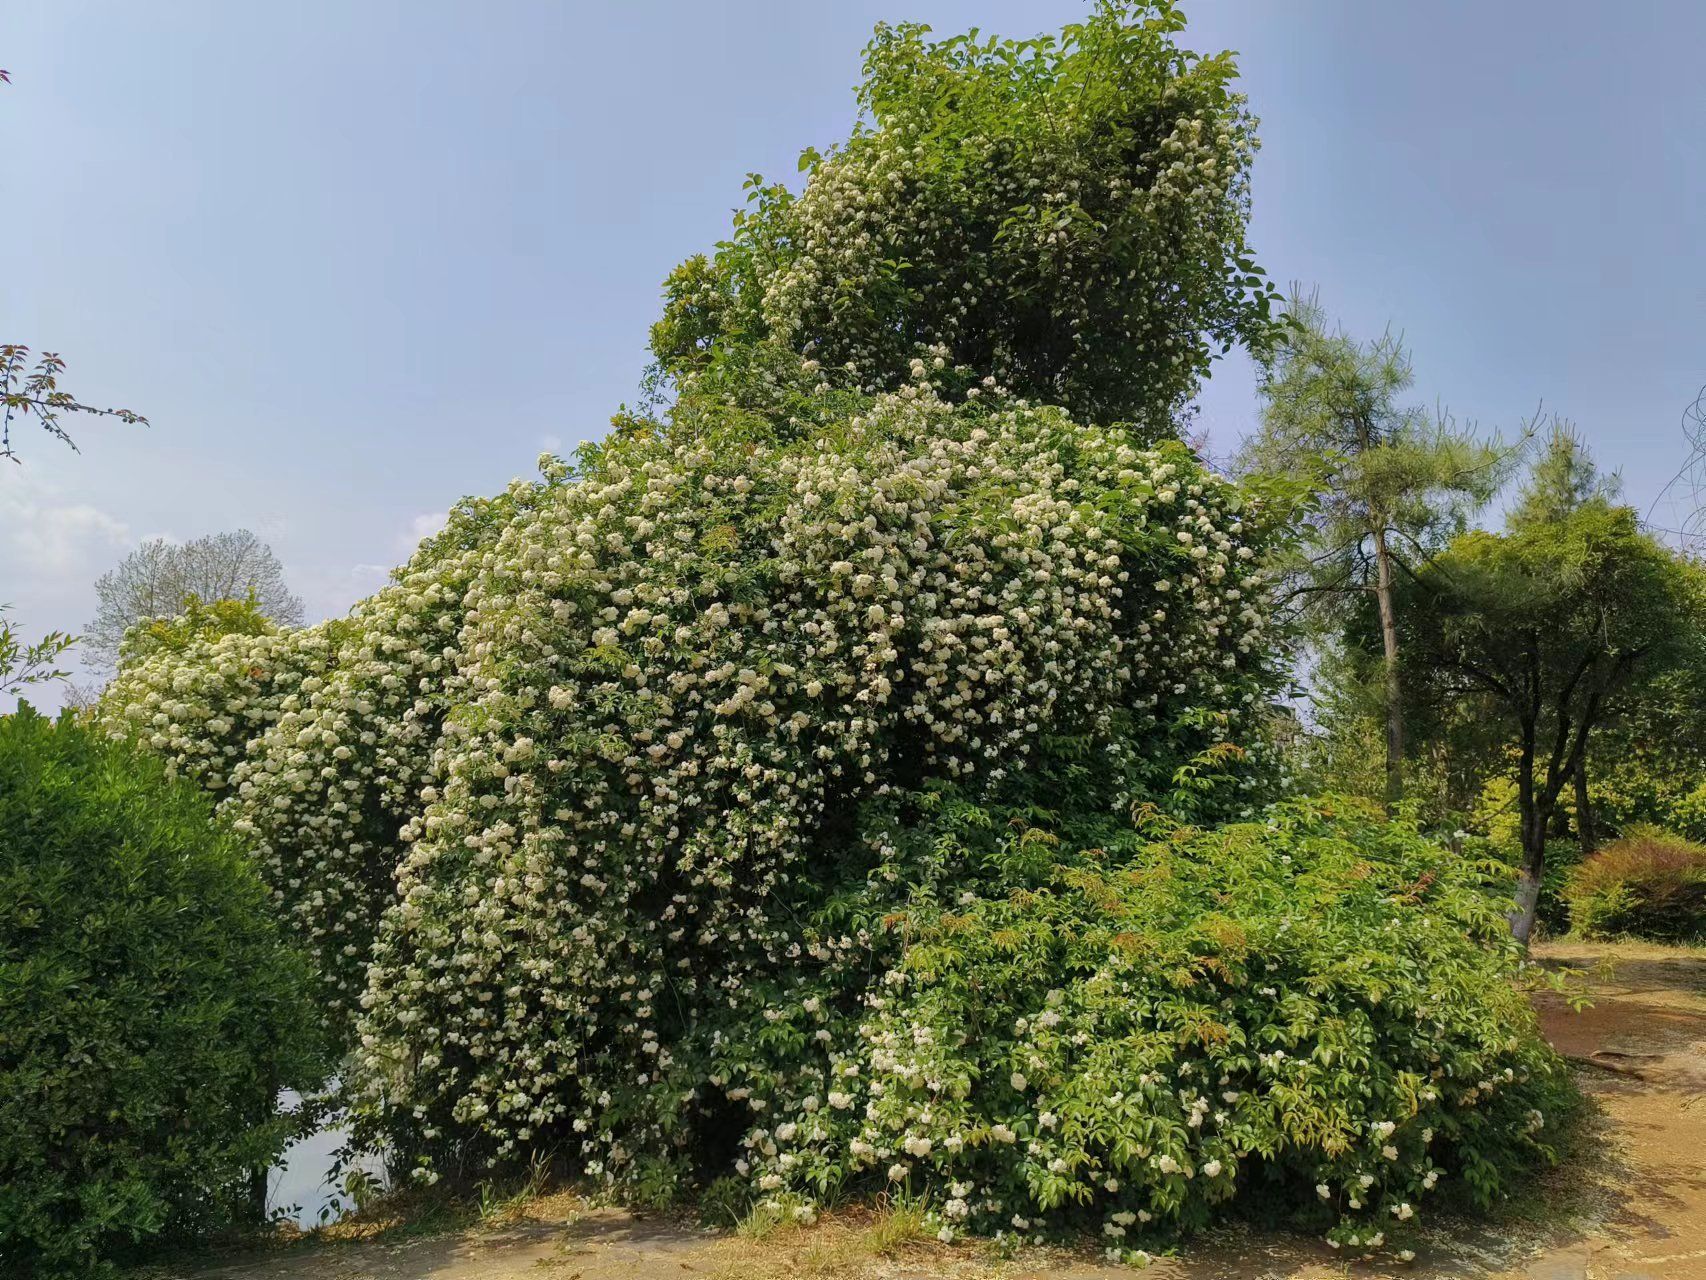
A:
1 346 149 463
1508 422 1623 853
1398 454 1703 943
1240 294 1511 808
86 530 304 672
1509 419 1620 531
0 606 75 698
2 76 147 463
1570 658 1706 849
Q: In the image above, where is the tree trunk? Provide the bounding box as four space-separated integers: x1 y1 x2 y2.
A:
1575 756 1597 856
1370 525 1404 811
1511 729 1544 945
1512 817 1546 946
250 1163 269 1226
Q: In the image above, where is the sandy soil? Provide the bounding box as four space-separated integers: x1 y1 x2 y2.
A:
147 940 1706 1280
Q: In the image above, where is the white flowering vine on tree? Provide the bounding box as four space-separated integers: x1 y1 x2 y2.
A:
96 2 1570 1261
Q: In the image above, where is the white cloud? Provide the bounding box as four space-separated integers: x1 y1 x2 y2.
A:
274 512 451 636
0 473 131 584
0 473 134 714
399 510 449 552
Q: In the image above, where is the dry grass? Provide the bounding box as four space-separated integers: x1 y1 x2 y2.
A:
1534 936 1706 1005
702 1203 989 1280
278 1177 583 1248
1536 935 1706 964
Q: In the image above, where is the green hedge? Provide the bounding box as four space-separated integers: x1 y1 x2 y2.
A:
0 708 329 1276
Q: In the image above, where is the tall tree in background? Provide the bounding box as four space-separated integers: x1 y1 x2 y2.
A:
1240 293 1510 808
1507 422 1623 853
86 531 303 672
1398 438 1703 943
1509 419 1621 531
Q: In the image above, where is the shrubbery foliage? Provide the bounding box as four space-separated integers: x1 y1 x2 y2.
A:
0 709 327 1276
651 1 1280 437
1565 828 1706 941
726 799 1568 1258
115 592 276 668
102 386 1280 1180
93 2 1570 1262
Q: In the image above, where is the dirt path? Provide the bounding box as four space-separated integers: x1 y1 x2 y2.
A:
1509 942 1706 1280
154 941 1706 1280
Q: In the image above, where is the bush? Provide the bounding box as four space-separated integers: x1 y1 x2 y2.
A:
0 707 329 1276
1534 838 1585 938
1585 749 1706 848
96 480 551 1032
102 381 1286 1178
115 592 275 668
719 797 1571 1261
1564 827 1706 941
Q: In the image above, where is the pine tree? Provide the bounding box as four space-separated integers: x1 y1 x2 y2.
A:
1241 293 1513 808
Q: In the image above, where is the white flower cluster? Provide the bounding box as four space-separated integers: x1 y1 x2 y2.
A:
352 385 1269 1170
653 7 1274 437
98 381 1273 1191
761 101 1256 434
97 483 548 1020
100 627 338 795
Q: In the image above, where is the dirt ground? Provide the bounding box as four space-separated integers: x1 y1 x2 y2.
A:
151 940 1706 1280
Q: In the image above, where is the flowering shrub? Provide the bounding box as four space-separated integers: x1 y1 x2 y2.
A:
651 1 1280 438
0 708 327 1276
719 799 1569 1262
90 3 1570 1263
349 382 1279 1186
1564 827 1706 941
97 484 544 1025
114 592 275 666
98 621 339 795
99 374 1283 1182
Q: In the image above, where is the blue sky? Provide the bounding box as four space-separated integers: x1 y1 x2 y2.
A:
5 1 1705 705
